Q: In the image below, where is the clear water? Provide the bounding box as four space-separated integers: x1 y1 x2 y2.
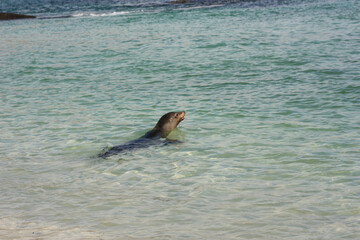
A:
1 0 359 239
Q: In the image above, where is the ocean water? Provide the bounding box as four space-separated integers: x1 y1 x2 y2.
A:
1 0 359 239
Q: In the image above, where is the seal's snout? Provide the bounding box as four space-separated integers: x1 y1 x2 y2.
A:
179 111 185 121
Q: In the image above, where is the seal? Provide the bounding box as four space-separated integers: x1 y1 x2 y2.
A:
99 111 185 157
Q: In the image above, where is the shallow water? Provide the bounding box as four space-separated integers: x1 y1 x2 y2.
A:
1 0 360 239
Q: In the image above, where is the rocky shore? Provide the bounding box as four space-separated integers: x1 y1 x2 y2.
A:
0 12 36 20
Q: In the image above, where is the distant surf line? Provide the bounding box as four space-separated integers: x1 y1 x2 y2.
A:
37 11 131 20
72 11 130 18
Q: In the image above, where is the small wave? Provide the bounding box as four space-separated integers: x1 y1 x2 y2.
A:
72 11 130 18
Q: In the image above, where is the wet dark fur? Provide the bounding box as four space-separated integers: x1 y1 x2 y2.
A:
99 111 185 157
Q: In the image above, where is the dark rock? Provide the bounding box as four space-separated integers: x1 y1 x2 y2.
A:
0 12 36 21
171 0 191 3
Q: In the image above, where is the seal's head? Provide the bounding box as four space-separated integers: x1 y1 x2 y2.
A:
154 111 185 138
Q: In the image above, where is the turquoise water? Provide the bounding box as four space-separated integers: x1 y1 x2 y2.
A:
1 0 360 239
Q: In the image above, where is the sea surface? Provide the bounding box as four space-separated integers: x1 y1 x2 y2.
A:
1 0 359 239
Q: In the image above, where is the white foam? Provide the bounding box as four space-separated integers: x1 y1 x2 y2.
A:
72 11 130 18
